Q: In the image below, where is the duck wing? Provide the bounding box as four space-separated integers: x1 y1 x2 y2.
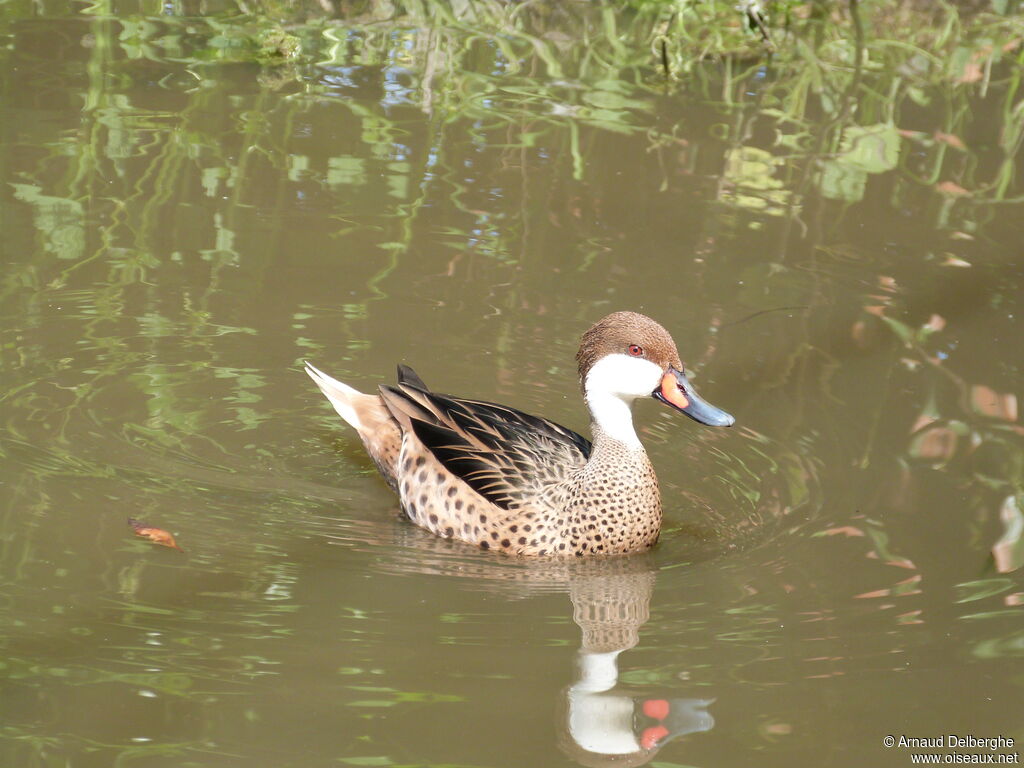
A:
380 365 591 511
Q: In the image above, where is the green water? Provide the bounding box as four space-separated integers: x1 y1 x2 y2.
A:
1 3 1022 767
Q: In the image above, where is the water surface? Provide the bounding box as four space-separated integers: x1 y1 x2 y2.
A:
1 3 1022 767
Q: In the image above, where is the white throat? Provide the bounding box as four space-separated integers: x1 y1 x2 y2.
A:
583 354 663 450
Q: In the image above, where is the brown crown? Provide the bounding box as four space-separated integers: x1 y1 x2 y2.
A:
575 311 683 388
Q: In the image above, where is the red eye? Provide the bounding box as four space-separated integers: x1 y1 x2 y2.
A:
628 344 644 357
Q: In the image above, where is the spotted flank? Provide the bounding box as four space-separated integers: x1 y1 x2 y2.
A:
305 311 734 557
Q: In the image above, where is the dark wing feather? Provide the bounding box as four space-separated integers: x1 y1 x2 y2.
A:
396 364 428 391
398 386 590 511
443 396 592 458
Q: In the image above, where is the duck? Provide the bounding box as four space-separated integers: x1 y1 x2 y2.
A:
305 311 734 557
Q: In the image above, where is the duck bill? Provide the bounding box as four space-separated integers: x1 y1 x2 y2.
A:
653 368 735 427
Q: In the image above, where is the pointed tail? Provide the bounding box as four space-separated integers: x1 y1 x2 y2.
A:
304 361 368 431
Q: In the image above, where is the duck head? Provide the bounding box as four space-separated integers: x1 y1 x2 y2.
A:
576 311 734 444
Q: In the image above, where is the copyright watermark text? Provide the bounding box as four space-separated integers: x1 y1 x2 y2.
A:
884 735 1018 764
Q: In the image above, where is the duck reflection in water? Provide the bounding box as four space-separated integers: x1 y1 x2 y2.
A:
557 557 715 766
367 536 716 765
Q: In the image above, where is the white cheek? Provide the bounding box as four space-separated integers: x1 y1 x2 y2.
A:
583 354 663 448
584 354 663 401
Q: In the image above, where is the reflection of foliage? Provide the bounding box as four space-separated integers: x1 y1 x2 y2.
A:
3 0 1019 280
862 295 1022 510
669 2 1024 214
818 123 900 202
721 147 795 216
10 184 85 261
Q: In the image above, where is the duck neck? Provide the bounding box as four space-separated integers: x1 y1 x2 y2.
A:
585 390 643 451
582 353 663 453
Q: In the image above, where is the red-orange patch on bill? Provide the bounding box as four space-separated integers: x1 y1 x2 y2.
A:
660 372 689 409
640 725 669 749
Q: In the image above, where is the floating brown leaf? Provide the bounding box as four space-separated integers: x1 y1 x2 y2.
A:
941 254 972 267
993 496 1023 574
819 526 865 537
933 131 966 150
910 425 958 461
956 59 984 84
936 180 970 197
970 385 1018 422
128 517 183 551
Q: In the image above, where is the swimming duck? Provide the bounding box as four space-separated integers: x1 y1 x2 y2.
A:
306 311 734 557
